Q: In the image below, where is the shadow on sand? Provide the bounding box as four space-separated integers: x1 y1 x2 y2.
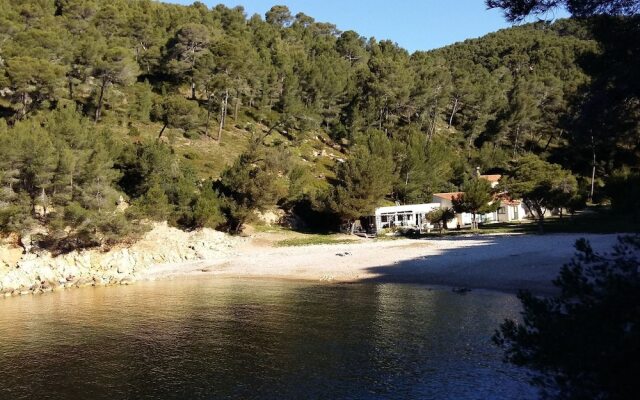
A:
356 234 608 295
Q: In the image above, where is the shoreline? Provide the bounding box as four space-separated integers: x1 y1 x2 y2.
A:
1 229 623 298
122 274 522 299
138 233 621 295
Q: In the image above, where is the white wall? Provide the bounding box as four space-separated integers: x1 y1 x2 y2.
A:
374 203 441 231
373 197 529 232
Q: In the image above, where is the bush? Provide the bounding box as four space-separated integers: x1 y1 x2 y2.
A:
131 181 172 221
192 186 225 229
0 203 31 234
426 207 456 232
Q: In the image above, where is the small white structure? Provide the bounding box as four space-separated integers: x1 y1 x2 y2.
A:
431 192 473 228
484 196 528 223
374 203 441 231
432 191 528 227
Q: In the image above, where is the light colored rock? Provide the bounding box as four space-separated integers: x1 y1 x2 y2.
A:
75 277 93 288
254 209 285 226
119 276 135 285
1 222 242 296
116 195 129 212
19 225 48 254
0 245 22 268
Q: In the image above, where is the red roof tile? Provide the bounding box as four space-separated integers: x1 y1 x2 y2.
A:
494 192 521 205
433 192 464 201
480 174 502 182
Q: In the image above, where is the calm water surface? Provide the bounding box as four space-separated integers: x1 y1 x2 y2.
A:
0 278 535 399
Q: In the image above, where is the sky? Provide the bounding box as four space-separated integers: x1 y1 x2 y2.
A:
168 0 569 52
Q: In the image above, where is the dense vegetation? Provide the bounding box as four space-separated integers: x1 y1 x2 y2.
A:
0 0 638 250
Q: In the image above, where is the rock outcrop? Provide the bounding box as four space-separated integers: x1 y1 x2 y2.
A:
0 222 241 297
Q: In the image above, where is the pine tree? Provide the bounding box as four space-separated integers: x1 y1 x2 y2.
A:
504 154 578 233
218 139 287 233
452 178 497 230
328 130 395 233
92 46 139 122
155 95 201 139
166 23 212 100
3 56 66 119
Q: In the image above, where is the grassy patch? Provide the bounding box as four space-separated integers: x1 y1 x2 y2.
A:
252 224 288 233
404 207 640 238
275 235 358 247
476 209 639 235
538 211 640 234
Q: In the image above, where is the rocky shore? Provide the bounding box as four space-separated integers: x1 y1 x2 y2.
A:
0 223 241 297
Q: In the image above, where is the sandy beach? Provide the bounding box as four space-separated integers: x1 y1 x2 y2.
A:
141 233 621 294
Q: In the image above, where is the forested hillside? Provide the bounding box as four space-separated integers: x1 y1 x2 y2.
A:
0 0 637 250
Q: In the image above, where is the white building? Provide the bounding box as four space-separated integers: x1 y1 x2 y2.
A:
431 192 473 228
373 203 441 232
432 190 528 227
482 194 528 223
366 174 529 234
478 174 527 222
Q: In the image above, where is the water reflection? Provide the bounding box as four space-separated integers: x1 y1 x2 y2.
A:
0 279 535 399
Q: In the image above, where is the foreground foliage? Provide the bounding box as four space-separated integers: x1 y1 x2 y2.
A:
494 235 640 399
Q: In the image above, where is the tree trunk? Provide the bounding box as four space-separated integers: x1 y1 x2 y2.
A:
157 123 168 140
537 215 544 234
543 129 562 152
534 204 545 234
513 125 520 159
590 164 596 203
589 135 596 203
234 95 240 121
191 79 196 100
40 188 47 215
19 92 28 120
95 79 108 122
428 98 438 141
448 97 458 128
204 93 213 138
217 89 229 142
217 98 224 142
68 78 74 100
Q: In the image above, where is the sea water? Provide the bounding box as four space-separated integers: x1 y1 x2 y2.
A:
0 278 536 399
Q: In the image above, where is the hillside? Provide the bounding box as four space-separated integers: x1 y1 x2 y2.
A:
0 0 637 251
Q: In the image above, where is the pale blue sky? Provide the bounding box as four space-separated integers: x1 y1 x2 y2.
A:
167 1 569 52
